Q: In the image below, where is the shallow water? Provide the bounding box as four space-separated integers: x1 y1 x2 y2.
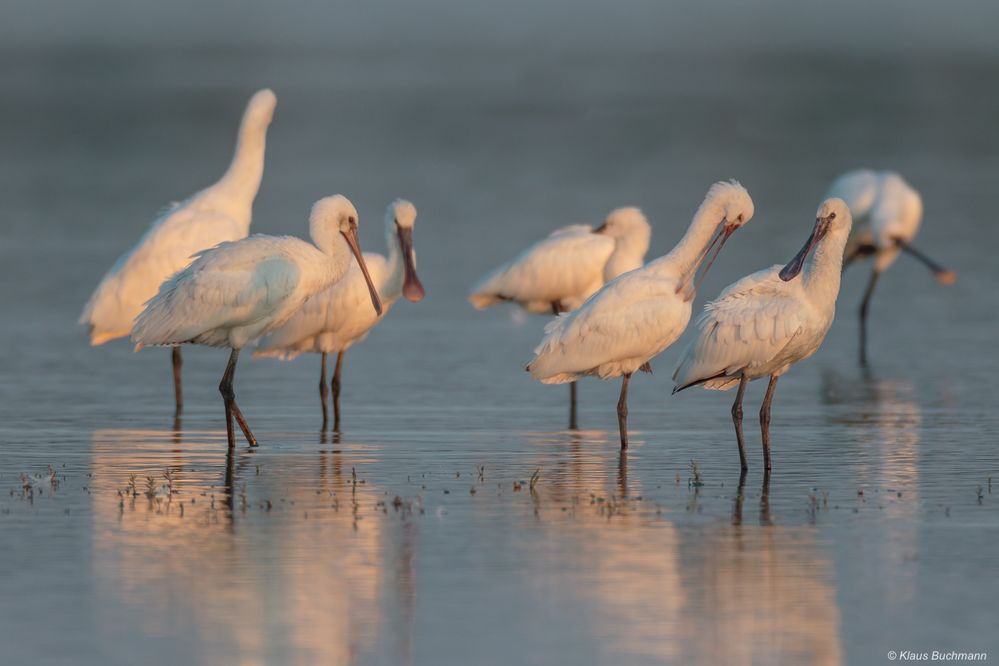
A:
1 46 998 665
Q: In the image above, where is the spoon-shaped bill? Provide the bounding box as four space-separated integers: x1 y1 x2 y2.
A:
397 226 425 302
692 224 737 293
341 224 383 315
779 217 830 282
896 240 957 285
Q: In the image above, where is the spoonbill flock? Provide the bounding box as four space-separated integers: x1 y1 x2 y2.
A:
80 88 958 472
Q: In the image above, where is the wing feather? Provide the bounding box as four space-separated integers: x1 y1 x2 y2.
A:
132 236 301 347
469 229 614 309
529 273 689 383
673 266 805 390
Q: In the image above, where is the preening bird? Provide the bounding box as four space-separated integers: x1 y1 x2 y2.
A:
827 169 956 365
673 198 853 472
131 195 382 449
80 88 278 417
527 181 755 448
469 207 652 427
255 199 426 430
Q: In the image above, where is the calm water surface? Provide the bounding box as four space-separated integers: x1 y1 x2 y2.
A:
1 47 998 665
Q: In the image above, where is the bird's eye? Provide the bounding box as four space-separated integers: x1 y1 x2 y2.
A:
736 214 743 223
348 216 356 225
829 212 836 220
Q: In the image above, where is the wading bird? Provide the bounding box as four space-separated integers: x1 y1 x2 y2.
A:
132 196 382 449
673 198 853 471
255 199 426 430
80 88 277 417
527 181 755 448
469 207 651 428
827 169 956 365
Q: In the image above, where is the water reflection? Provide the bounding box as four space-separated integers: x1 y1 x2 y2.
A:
88 428 413 666
822 370 923 605
521 432 843 665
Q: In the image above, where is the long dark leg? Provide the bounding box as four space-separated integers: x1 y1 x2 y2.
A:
172 346 183 418
319 352 329 431
220 350 238 449
569 382 578 430
759 375 779 472
551 301 578 429
218 349 257 448
617 373 631 450
859 269 880 367
732 469 748 525
332 351 345 432
731 375 749 472
759 470 772 526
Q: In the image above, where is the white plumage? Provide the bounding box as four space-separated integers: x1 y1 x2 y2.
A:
829 169 922 273
256 200 423 359
255 200 426 429
81 89 277 344
79 88 277 416
673 198 854 471
826 169 955 365
528 181 756 448
468 207 651 314
132 195 382 449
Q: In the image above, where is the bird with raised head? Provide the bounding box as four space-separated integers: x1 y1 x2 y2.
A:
80 88 278 418
673 198 853 472
132 195 382 449
255 199 426 431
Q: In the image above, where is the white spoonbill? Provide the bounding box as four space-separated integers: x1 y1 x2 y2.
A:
470 207 652 427
527 181 755 448
672 198 853 472
131 195 382 449
255 199 426 430
80 88 277 417
827 169 956 365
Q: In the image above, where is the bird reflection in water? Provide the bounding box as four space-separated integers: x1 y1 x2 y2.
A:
88 427 415 666
822 368 922 605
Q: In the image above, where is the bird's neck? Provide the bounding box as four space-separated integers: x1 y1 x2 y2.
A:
803 228 849 306
652 198 725 279
380 230 404 303
213 112 269 226
604 230 650 281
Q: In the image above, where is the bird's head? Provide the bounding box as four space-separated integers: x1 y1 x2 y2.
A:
676 181 756 300
593 207 649 238
244 88 277 128
710 180 755 231
593 207 652 263
779 198 853 281
386 199 425 302
311 195 382 315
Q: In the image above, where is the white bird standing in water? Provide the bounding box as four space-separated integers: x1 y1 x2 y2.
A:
80 89 278 417
673 198 853 472
827 169 955 365
469 207 652 428
131 195 382 449
255 199 426 430
527 181 755 448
